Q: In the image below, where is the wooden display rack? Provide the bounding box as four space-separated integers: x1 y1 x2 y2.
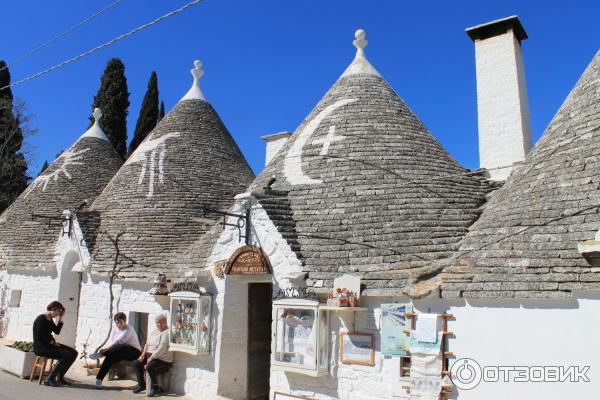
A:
400 311 455 400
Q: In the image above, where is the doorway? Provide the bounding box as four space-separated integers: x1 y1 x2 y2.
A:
56 251 82 347
247 283 272 400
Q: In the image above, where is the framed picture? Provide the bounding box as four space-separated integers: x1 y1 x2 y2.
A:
340 332 375 366
273 392 315 400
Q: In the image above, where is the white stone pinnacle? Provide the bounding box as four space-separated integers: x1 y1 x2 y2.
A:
180 59 207 102
80 107 109 142
341 28 381 78
93 107 102 121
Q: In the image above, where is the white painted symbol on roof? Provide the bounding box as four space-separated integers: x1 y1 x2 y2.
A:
125 131 181 198
284 98 356 185
312 125 346 156
24 147 90 198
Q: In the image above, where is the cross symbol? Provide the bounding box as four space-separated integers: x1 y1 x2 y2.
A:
312 125 346 156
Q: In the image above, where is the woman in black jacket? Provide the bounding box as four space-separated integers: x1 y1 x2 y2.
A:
32 301 78 386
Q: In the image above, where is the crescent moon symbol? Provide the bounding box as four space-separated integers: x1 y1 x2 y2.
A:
283 98 357 185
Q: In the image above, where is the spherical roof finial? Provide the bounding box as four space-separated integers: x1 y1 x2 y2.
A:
180 58 207 102
191 59 204 80
93 108 102 123
353 29 368 50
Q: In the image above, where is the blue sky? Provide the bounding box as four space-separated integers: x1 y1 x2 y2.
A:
2 0 599 177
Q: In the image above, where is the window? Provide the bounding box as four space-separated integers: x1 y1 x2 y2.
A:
9 290 22 308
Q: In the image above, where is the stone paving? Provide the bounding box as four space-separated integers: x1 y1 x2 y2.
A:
0 368 185 400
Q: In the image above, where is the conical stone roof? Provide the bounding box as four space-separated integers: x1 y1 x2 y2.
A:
0 109 123 270
89 60 255 279
245 30 493 296
442 51 600 298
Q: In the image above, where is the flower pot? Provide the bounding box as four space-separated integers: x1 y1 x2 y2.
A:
0 345 36 378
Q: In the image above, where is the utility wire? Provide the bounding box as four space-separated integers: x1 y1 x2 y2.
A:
0 0 124 73
0 0 204 91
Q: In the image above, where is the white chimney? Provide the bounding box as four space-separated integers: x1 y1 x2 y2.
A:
466 16 532 181
261 131 292 166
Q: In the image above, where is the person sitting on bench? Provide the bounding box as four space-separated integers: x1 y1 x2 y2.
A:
95 312 141 389
33 301 78 387
133 314 173 397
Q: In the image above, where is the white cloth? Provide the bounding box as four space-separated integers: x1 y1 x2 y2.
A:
410 377 442 400
146 329 173 363
106 324 141 351
415 314 437 343
411 354 442 377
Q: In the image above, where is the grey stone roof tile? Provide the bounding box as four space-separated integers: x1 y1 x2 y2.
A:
0 136 122 270
441 50 600 298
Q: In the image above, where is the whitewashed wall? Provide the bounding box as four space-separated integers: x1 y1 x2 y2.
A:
4 271 59 340
271 294 600 400
2 213 87 342
75 196 303 399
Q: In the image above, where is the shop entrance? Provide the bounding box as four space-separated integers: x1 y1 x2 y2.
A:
247 283 272 400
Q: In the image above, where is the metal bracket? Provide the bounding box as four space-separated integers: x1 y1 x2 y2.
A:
31 213 73 237
200 205 251 245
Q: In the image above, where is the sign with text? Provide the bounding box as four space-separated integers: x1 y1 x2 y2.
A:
224 245 272 275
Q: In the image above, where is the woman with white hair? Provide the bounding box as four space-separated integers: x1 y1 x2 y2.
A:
132 314 173 397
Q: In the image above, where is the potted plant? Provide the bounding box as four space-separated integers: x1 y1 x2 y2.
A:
0 341 36 378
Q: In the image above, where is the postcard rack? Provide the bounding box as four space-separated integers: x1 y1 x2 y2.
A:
401 312 455 400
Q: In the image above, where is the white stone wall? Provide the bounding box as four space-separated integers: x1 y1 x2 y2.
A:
75 195 303 399
0 269 8 337
474 30 532 180
1 213 87 342
3 271 59 341
270 294 600 400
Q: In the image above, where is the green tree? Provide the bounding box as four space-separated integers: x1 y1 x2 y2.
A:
89 58 130 158
128 71 158 157
159 100 165 121
0 60 29 213
39 160 49 176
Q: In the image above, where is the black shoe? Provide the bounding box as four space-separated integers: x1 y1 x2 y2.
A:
59 379 72 386
43 378 60 387
147 388 158 397
133 385 146 394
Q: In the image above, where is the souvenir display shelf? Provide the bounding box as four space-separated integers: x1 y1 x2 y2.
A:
168 291 212 355
400 312 455 399
271 299 330 377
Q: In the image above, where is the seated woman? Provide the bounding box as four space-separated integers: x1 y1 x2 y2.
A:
32 301 78 387
95 312 141 389
133 314 173 397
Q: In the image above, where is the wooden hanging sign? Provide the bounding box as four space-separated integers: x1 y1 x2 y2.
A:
224 245 272 275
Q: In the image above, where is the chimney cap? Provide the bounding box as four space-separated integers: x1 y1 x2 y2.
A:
466 15 528 42
261 131 292 142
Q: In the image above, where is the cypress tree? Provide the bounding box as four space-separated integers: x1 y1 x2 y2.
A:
159 100 165 121
0 60 28 213
39 160 49 175
128 71 159 157
90 58 130 158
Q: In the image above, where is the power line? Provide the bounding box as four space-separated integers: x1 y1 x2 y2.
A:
0 0 204 91
0 0 124 73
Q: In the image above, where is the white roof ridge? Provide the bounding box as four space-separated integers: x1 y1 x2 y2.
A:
179 59 207 102
341 29 382 78
80 108 109 142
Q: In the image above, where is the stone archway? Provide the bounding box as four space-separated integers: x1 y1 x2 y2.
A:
55 250 82 347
